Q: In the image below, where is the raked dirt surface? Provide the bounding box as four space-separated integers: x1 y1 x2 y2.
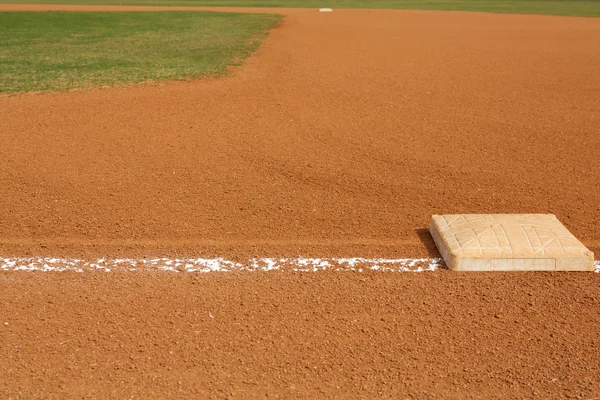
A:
0 5 599 398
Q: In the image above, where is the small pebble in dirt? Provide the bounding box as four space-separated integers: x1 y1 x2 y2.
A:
3 322 8 326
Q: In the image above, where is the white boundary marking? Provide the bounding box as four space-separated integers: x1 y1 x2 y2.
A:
0 257 444 273
0 257 598 272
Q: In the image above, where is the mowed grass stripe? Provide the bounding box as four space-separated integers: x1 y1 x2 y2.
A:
0 11 281 93
2 0 600 17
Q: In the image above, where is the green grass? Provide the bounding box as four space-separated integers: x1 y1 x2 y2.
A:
0 11 281 93
2 0 600 17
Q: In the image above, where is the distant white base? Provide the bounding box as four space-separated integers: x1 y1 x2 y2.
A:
319 8 333 12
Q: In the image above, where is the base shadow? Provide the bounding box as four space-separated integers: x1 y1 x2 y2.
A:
415 228 441 259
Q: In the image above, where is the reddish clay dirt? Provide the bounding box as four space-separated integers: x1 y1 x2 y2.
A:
1 271 599 399
0 5 599 398
1 6 600 259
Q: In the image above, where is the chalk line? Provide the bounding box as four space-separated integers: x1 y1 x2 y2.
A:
0 257 443 273
1 257 598 273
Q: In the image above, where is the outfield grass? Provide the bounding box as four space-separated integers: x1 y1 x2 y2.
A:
2 0 600 17
0 11 281 93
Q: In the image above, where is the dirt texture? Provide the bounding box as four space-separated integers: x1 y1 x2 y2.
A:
1 5 599 398
1 6 599 259
1 272 599 399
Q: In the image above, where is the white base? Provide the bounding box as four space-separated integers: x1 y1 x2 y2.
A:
430 214 594 271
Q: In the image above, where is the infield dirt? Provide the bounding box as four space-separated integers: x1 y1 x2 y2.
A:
1 6 599 398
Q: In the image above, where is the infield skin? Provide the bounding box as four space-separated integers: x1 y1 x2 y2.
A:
1 5 600 399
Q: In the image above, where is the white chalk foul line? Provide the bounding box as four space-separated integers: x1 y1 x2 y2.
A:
0 258 598 273
0 257 443 273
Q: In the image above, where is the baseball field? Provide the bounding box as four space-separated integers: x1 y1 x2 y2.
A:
1 2 599 398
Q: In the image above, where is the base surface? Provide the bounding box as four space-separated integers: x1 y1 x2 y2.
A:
430 214 594 271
